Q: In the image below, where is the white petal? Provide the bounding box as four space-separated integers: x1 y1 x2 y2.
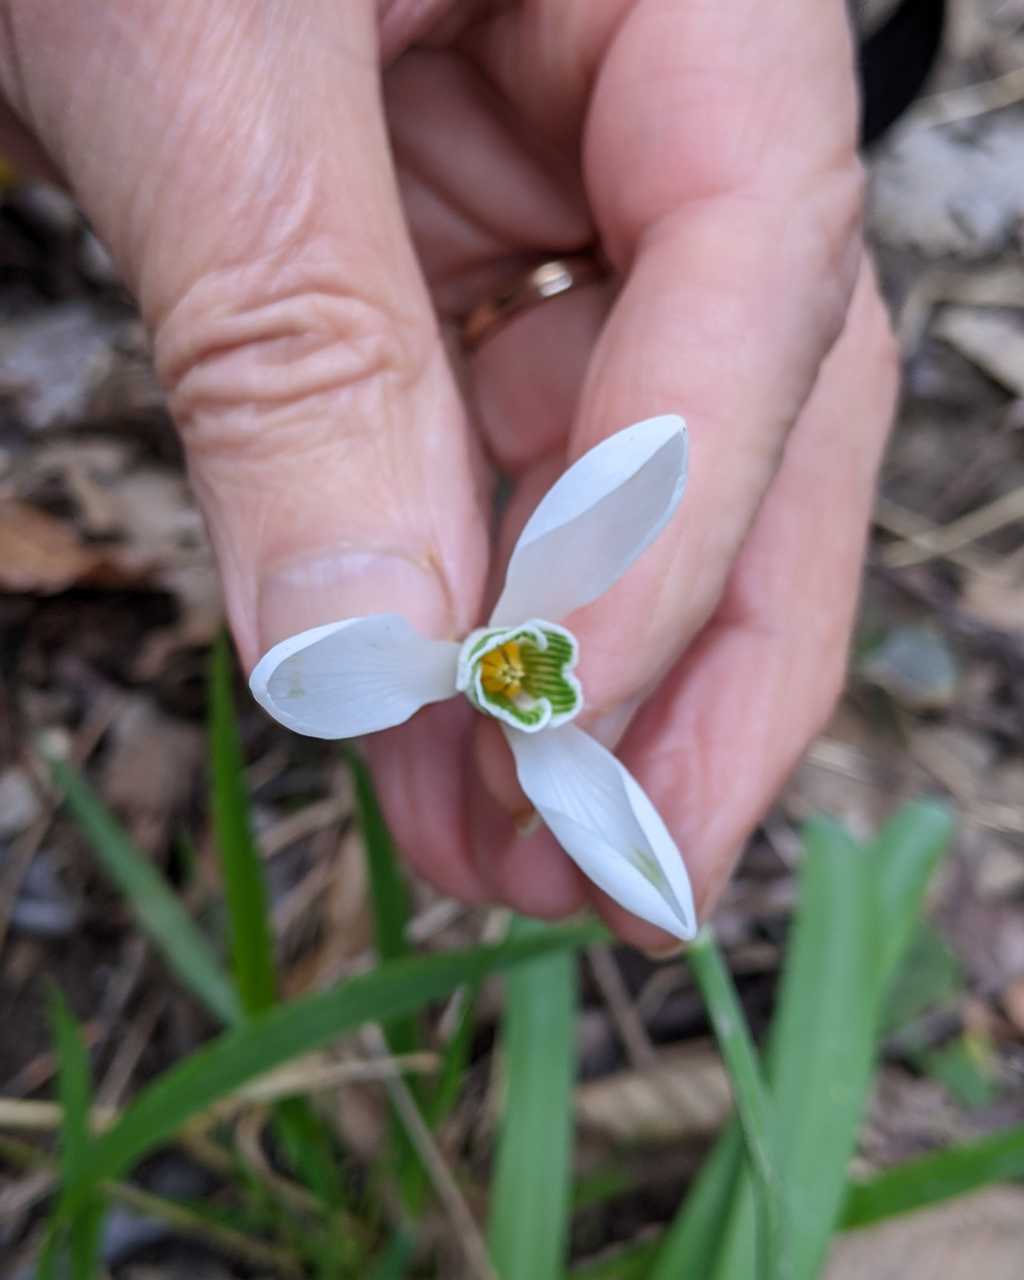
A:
249 615 459 739
507 725 696 939
490 414 688 627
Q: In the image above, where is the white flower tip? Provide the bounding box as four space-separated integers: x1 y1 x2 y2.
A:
249 621 353 735
489 412 691 629
506 725 697 942
634 411 688 495
623 409 687 453
636 411 687 441
248 614 460 740
660 904 699 942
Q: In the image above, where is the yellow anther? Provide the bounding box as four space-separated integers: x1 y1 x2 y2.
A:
479 641 526 699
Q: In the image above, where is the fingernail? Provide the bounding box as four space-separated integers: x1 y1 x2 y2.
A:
258 548 452 652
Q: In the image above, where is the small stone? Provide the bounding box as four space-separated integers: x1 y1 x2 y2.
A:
0 768 41 838
35 726 72 761
860 624 958 711
10 853 81 938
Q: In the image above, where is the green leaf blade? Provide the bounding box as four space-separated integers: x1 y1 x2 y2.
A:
649 1122 745 1280
686 930 782 1280
348 748 411 972
869 801 954 997
424 982 478 1132
842 1125 1024 1228
209 634 276 1016
570 1237 662 1280
59 922 602 1219
347 747 429 1212
51 758 240 1026
488 917 577 1280
661 803 953 1280
49 989 104 1280
766 818 876 1276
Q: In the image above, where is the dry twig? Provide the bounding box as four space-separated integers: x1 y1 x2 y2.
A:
362 1023 501 1280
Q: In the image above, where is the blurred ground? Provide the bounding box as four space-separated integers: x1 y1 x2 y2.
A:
1 1 1023 1275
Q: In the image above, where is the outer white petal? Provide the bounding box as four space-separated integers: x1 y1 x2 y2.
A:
249 615 459 739
489 414 688 627
506 724 697 940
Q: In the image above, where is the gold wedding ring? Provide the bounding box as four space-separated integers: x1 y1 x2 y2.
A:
460 251 606 351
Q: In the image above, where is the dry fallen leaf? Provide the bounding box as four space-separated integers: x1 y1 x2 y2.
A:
99 697 203 842
575 1042 731 1146
962 571 1024 634
0 500 146 593
932 307 1024 398
1000 975 1024 1036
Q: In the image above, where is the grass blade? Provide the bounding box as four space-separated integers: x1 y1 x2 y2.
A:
210 638 350 1211
57 921 603 1219
348 747 426 1208
366 1231 415 1280
841 1125 1024 1228
570 1237 662 1279
687 929 782 1280
488 917 577 1280
869 801 954 996
713 807 952 1278
649 1123 745 1279
209 633 276 1014
763 818 876 1277
652 1121 742 1280
51 758 240 1025
704 821 876 1279
880 919 959 1036
425 983 478 1131
655 802 954 1279
348 747 411 970
49 990 104 1280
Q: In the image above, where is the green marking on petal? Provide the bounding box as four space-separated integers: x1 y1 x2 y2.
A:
521 630 580 711
479 688 547 729
457 619 583 734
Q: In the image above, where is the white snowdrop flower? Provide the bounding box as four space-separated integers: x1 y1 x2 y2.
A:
250 415 696 940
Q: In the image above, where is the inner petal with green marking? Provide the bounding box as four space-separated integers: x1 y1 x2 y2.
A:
455 620 583 734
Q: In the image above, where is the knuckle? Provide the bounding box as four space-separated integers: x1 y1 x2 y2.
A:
155 256 431 462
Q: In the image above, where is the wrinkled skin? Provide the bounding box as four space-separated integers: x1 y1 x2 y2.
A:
0 1 898 948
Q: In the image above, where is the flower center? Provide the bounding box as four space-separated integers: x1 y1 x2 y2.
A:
456 620 583 735
479 640 526 699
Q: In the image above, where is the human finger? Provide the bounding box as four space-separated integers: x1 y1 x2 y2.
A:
0 1 487 669
594 258 899 948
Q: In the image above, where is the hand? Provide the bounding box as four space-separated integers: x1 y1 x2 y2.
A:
0 1 897 949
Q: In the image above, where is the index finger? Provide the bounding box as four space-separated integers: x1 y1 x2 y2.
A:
561 0 866 709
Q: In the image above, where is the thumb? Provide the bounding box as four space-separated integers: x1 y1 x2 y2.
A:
0 0 485 665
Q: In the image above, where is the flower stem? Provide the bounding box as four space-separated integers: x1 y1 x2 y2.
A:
687 927 785 1280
